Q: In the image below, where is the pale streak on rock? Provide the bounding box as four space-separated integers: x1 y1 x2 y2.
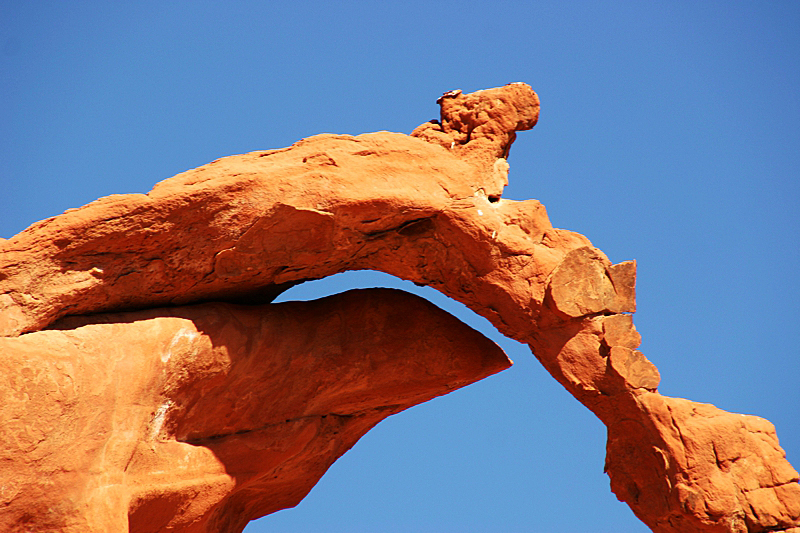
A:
0 83 797 532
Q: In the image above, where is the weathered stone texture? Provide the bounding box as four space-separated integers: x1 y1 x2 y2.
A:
1 83 797 532
1 289 509 532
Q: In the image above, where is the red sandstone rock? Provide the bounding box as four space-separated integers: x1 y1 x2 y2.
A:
1 83 798 532
0 289 509 533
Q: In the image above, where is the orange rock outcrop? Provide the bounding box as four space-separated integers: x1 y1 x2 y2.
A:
1 83 798 532
1 289 508 532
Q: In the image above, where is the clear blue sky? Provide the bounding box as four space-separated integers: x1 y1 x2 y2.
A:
2 2 798 532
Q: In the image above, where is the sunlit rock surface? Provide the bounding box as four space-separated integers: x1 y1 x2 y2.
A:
1 83 797 532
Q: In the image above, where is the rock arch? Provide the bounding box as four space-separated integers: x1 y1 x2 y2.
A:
1 84 798 532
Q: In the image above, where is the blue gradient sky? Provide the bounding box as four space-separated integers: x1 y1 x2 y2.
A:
2 2 798 532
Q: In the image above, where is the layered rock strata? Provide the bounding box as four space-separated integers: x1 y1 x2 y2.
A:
1 83 798 532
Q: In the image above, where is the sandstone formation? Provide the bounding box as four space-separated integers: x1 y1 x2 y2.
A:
1 83 798 532
1 289 510 532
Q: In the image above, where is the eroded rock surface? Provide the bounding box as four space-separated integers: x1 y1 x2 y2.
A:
1 83 798 532
1 289 509 532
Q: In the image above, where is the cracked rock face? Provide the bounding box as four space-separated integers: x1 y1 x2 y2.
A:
1 83 798 532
